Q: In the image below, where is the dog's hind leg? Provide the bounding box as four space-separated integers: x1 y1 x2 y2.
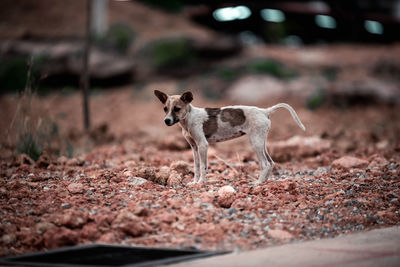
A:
248 128 274 184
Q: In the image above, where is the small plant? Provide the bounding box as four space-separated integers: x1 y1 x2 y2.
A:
246 58 298 79
322 67 339 82
0 55 47 93
16 133 42 161
306 88 326 110
217 67 238 81
139 0 183 12
95 23 135 54
149 38 195 70
5 56 73 161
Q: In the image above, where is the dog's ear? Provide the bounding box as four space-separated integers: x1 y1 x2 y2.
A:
154 90 168 104
180 91 193 104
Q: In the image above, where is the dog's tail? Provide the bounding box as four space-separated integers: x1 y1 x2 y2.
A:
264 103 306 131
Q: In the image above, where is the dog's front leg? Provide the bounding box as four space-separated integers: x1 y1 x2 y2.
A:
182 130 200 183
197 141 208 183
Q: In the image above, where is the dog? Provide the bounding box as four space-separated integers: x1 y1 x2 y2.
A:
154 90 306 184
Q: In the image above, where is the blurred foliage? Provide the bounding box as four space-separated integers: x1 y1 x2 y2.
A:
246 58 298 79
216 67 239 81
0 55 47 93
5 57 74 160
95 23 135 54
147 38 196 70
16 114 61 161
139 0 183 12
322 67 339 81
17 133 42 161
306 88 326 110
263 23 287 43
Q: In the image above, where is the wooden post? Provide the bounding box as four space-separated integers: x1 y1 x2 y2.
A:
81 0 92 131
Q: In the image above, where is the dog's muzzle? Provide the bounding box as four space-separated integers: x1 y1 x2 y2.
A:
164 118 179 126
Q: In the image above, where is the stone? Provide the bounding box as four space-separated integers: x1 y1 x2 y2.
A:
332 156 368 169
217 185 236 208
67 182 84 194
57 156 68 165
43 227 78 249
199 191 215 204
112 210 151 237
267 229 293 240
35 154 51 169
368 154 389 168
170 161 191 175
269 136 331 162
158 212 177 224
156 166 171 185
97 232 118 243
53 210 88 228
1 234 16 244
158 135 189 151
167 171 183 186
14 154 34 166
128 177 148 185
81 222 101 241
35 221 55 234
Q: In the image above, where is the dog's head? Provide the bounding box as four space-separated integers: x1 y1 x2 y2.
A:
154 90 193 126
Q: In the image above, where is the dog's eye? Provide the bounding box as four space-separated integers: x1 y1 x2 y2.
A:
173 107 181 112
163 107 168 112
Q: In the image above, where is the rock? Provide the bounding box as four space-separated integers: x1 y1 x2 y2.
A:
158 135 189 151
35 221 55 234
128 177 148 185
61 203 71 209
269 136 331 162
157 212 177 224
81 223 101 241
155 166 170 185
170 161 191 175
228 76 286 103
199 191 215 204
137 167 157 182
66 157 84 166
283 181 297 192
1 234 16 244
43 227 78 249
97 232 118 243
57 156 68 165
268 229 293 240
332 156 368 169
53 210 88 228
132 206 149 217
14 154 34 166
217 185 236 208
167 171 183 186
112 210 151 237
368 154 389 168
67 182 84 194
36 154 51 169
232 198 252 210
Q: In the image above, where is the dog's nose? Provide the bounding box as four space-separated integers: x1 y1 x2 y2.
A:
164 118 172 126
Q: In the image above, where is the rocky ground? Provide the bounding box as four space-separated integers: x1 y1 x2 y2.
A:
0 86 399 257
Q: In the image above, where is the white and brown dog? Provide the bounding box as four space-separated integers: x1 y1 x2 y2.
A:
154 90 306 184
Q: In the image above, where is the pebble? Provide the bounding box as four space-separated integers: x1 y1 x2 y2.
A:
128 177 147 185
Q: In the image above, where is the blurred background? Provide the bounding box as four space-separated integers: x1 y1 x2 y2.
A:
0 0 399 160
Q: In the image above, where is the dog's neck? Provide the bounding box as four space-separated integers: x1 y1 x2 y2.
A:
179 104 194 131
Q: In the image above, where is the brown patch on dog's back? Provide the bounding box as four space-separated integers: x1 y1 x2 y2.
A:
203 108 220 139
221 108 246 126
